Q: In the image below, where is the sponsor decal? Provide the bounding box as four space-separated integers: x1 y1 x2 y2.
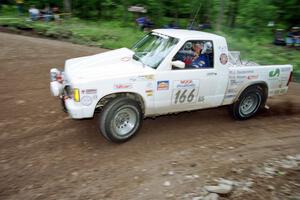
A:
142 75 155 80
81 89 97 94
207 72 217 76
86 89 97 94
130 75 155 82
172 80 200 104
218 46 228 52
237 70 254 74
114 83 132 89
237 75 246 79
247 75 259 80
230 80 244 85
81 96 93 106
173 88 198 104
121 57 131 61
281 67 290 72
175 80 197 89
269 68 280 78
129 77 137 82
157 80 169 91
220 53 228 65
145 90 153 96
198 96 205 103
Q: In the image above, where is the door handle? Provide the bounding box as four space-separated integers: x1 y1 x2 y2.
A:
207 72 217 76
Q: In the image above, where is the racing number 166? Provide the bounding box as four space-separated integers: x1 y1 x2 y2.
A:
173 89 197 104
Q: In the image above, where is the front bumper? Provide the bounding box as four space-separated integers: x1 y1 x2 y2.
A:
63 99 91 119
50 81 64 96
50 68 64 97
50 68 94 119
59 95 95 119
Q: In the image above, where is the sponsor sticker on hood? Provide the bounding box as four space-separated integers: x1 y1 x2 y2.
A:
114 83 132 90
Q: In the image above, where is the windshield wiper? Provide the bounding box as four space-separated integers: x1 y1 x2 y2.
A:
133 53 145 68
133 54 140 61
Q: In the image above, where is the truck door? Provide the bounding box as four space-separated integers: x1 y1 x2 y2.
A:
154 39 229 114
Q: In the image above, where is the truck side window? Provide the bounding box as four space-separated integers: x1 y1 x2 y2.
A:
173 40 214 69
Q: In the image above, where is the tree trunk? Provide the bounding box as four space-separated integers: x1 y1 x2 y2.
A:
96 0 102 18
216 0 225 31
229 0 239 28
122 0 129 24
64 0 72 13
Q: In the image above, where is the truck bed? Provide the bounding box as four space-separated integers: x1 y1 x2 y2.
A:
222 52 293 105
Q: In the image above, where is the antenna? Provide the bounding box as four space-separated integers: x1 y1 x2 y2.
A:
189 2 201 30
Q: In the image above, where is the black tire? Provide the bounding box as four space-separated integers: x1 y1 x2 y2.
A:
98 97 143 143
231 85 265 120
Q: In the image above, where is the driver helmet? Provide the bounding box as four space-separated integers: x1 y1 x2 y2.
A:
201 42 212 54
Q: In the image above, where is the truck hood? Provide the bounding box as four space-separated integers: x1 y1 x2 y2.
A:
64 48 153 82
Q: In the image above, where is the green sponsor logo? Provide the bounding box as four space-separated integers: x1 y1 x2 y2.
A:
269 68 280 78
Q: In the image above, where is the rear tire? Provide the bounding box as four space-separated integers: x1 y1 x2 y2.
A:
231 85 265 120
98 97 143 143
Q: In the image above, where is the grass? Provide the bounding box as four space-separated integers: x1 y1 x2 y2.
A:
0 5 299 80
222 30 300 81
0 15 144 49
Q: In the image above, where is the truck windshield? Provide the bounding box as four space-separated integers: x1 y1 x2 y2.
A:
132 33 179 69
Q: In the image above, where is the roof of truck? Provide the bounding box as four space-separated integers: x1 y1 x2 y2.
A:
153 29 224 40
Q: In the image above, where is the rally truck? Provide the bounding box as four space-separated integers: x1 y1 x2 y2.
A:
50 29 293 143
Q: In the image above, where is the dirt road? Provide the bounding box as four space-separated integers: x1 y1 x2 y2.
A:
0 32 300 200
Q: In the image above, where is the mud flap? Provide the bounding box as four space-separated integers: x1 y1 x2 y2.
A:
264 105 270 110
61 97 68 113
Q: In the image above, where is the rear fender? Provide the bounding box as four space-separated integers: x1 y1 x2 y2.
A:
234 81 268 103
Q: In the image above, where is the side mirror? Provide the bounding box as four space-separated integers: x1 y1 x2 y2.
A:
171 60 185 69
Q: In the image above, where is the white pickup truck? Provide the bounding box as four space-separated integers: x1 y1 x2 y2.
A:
50 29 293 143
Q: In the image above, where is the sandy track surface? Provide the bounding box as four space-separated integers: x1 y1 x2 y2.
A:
0 32 300 200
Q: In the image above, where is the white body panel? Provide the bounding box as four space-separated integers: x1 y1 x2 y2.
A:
153 35 229 114
50 29 293 119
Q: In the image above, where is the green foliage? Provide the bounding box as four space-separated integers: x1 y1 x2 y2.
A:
238 0 277 31
272 0 300 26
2 0 299 30
221 29 300 80
0 2 299 80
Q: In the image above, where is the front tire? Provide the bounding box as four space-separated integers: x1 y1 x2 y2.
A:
231 85 265 120
98 97 143 143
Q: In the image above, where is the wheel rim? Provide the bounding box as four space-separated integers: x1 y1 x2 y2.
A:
112 107 137 137
239 93 261 116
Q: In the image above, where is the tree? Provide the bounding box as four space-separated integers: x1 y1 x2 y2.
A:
238 0 277 32
227 0 239 28
216 0 225 31
64 0 71 13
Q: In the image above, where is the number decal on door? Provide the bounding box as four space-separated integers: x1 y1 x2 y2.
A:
174 89 196 104
172 80 200 104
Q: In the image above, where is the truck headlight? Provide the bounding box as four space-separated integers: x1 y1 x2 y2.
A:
73 88 80 102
